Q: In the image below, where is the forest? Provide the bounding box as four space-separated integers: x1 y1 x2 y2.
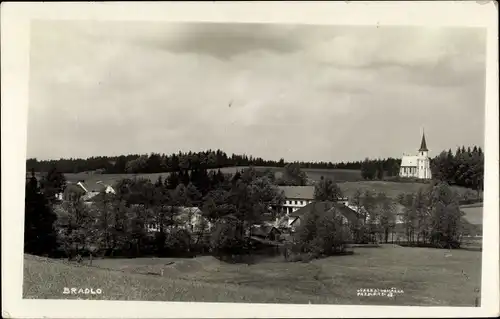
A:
27 145 484 191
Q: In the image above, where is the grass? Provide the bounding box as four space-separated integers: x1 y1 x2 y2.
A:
460 204 483 233
24 245 482 306
338 180 472 199
57 167 363 187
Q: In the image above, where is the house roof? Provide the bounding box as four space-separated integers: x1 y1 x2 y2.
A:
290 201 359 225
64 183 86 195
400 156 418 167
81 191 100 201
250 225 281 237
278 186 315 200
334 203 360 224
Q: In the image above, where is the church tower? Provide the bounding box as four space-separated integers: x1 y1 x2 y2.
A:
417 130 431 179
418 131 428 158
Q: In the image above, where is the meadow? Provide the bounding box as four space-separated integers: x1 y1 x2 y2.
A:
59 166 364 186
23 245 481 306
460 203 484 225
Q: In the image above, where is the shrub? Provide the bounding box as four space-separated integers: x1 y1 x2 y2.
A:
288 207 351 261
210 218 245 256
165 229 192 255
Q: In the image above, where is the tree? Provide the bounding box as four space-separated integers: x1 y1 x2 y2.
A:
248 176 285 220
210 217 245 257
202 189 235 222
55 196 94 258
361 158 376 180
186 183 202 207
314 176 343 201
125 203 148 256
377 193 396 243
172 183 190 207
427 182 464 248
166 171 180 190
350 189 364 242
413 188 429 244
294 205 350 258
24 170 58 256
40 165 66 204
280 163 308 186
398 192 417 244
125 155 148 174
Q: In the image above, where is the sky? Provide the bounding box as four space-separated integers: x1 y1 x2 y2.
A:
27 21 486 162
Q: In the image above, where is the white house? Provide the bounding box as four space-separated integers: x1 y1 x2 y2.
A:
276 201 359 233
399 131 432 179
276 186 315 214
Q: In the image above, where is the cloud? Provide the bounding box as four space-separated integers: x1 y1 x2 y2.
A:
27 21 486 162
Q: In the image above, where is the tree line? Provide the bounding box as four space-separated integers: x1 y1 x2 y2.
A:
26 150 402 175
27 150 322 174
26 145 484 194
430 146 484 192
360 158 402 180
396 182 469 248
359 145 484 191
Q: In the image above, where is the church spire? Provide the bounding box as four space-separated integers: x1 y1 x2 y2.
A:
419 130 428 152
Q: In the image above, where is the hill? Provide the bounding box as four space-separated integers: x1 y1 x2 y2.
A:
43 167 362 188
32 167 475 200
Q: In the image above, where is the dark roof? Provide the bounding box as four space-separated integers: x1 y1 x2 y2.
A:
250 225 281 237
64 184 86 195
291 201 336 218
290 201 359 224
278 186 315 200
261 212 277 223
334 203 360 224
419 132 428 152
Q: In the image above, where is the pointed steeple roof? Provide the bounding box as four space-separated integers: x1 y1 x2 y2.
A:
419 131 428 152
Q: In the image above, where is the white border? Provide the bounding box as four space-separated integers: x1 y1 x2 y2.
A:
2 2 499 318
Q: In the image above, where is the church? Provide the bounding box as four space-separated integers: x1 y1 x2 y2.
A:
399 132 432 180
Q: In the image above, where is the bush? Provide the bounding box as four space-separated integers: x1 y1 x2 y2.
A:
165 229 192 255
286 207 351 262
210 219 245 256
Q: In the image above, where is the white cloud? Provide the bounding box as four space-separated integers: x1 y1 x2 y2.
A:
27 22 486 162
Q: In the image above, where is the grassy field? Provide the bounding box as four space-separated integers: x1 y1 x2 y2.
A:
57 167 363 186
338 181 472 199
24 245 482 306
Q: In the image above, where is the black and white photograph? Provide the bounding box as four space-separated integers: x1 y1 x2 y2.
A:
2 2 498 318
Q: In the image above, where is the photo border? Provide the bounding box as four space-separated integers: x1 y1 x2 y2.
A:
2 2 498 318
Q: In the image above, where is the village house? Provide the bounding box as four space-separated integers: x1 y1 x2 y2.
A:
276 201 359 235
274 186 315 214
57 181 116 202
250 224 282 242
274 185 351 215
